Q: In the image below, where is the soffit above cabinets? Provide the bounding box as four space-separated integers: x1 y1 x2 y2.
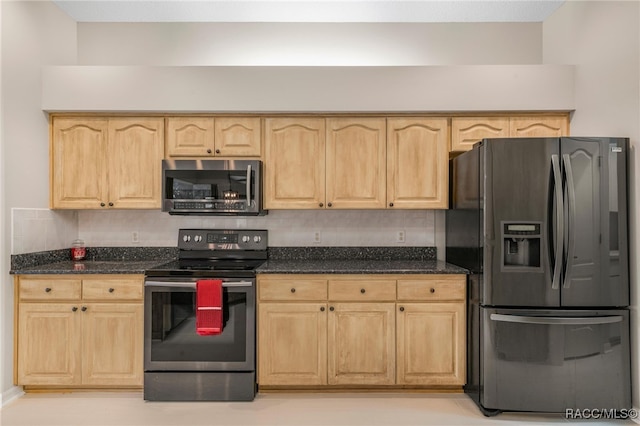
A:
51 0 565 23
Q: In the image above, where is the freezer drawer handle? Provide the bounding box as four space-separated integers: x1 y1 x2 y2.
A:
490 313 623 325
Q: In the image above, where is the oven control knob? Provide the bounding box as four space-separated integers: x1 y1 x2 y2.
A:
183 235 191 242
253 236 262 243
194 235 202 242
242 235 251 243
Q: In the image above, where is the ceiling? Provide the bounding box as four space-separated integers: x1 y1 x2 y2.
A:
52 0 566 23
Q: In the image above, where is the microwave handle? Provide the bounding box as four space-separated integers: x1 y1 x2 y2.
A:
246 164 251 207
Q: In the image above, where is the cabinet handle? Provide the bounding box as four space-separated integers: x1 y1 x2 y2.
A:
319 203 324 207
100 203 106 207
290 288 296 293
327 202 333 207
389 202 394 207
207 149 212 154
81 306 87 312
215 149 221 154
399 306 405 312
108 288 115 293
45 287 52 293
430 288 436 293
329 306 335 312
108 202 114 207
360 288 366 294
72 307 78 312
320 307 325 312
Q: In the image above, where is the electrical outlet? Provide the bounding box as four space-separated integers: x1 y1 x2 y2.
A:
314 231 321 243
132 231 139 243
396 230 406 243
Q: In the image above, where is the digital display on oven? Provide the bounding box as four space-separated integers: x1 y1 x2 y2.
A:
207 233 238 244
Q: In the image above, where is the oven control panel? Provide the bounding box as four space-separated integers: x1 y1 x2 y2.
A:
178 229 268 250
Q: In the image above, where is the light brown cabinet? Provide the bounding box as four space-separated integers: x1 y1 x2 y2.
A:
387 118 449 209
450 114 570 152
51 117 164 209
165 116 261 157
257 274 466 389
15 275 143 388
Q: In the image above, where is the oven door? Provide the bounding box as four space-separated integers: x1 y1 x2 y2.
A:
144 277 255 372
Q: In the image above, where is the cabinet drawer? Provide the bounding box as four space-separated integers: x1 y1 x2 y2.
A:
328 280 396 301
259 279 327 301
397 277 465 301
82 278 143 301
19 278 82 301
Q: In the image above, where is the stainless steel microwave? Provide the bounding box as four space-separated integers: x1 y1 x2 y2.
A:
162 159 266 215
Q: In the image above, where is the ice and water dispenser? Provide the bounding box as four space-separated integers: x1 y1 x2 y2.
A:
501 222 542 271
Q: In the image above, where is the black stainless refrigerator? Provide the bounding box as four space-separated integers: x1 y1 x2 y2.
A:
446 137 631 416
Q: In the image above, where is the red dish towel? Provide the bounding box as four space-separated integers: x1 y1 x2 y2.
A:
196 279 223 336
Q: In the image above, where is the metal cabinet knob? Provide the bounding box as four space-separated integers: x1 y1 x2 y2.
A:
327 203 333 207
81 306 87 312
45 287 52 293
100 203 106 207
430 288 436 293
320 307 325 312
319 203 324 207
389 203 394 207
399 306 405 312
360 288 366 294
290 288 296 293
207 149 212 154
108 202 114 207
108 288 115 293
215 149 221 154
329 306 335 312
72 307 78 312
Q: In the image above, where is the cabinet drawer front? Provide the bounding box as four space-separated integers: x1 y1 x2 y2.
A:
82 278 143 301
19 278 82 300
328 280 396 301
397 277 465 301
259 280 327 301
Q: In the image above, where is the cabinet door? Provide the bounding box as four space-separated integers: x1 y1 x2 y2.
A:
18 303 82 386
165 117 215 157
51 117 108 209
387 118 449 209
258 303 327 386
264 118 326 209
450 117 509 152
328 303 395 385
510 116 569 137
107 118 164 208
396 302 465 385
215 117 261 157
81 303 143 386
326 118 386 209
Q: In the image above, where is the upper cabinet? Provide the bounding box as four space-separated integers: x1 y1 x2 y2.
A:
51 117 164 209
326 118 386 209
264 117 326 209
451 114 570 152
387 118 449 209
165 116 261 158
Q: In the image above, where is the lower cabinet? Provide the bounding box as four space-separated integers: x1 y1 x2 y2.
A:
15 275 143 388
257 274 466 389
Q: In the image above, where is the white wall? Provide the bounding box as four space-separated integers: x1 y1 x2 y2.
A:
77 22 542 66
543 0 640 410
1 0 76 399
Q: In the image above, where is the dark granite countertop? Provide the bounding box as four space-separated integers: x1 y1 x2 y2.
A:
256 259 467 275
10 246 468 275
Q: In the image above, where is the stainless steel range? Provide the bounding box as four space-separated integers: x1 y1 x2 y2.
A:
143 229 267 401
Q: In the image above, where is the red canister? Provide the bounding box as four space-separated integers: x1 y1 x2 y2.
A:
71 239 86 261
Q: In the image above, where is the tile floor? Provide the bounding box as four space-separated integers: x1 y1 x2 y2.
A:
1 392 635 426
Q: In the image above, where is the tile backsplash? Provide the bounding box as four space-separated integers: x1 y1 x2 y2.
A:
12 208 438 254
11 208 78 254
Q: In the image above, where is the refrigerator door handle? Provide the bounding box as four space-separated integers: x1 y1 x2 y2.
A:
562 154 576 288
551 155 563 290
490 313 623 325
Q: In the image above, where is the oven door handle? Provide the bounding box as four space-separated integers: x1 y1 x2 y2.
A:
144 280 253 288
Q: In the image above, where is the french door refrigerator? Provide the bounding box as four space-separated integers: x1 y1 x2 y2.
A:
446 137 631 416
